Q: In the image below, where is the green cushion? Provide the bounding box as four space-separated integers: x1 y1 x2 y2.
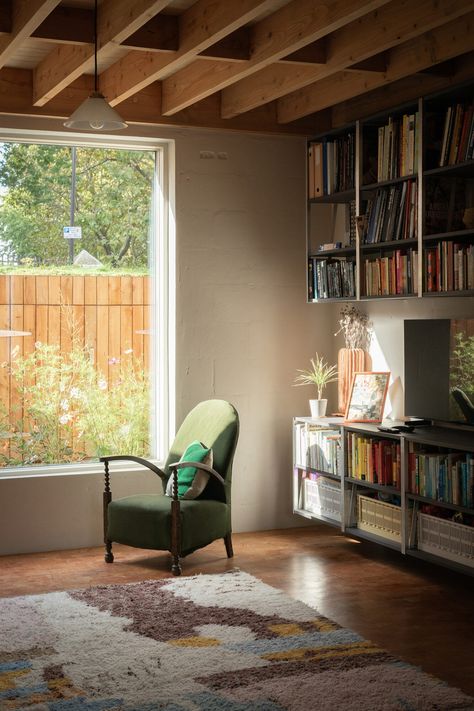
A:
168 440 211 498
107 494 230 556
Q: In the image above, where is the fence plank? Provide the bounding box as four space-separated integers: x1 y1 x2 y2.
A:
108 305 121 385
0 276 8 304
48 305 61 347
108 277 121 306
97 277 108 305
24 276 36 305
121 276 133 305
48 276 61 305
96 305 109 379
84 276 97 305
132 276 143 305
36 276 48 305
60 276 73 306
84 305 97 363
11 276 24 305
73 276 84 305
36 305 48 346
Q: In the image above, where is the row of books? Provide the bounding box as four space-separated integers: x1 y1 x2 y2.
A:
363 179 417 244
439 102 474 167
346 433 401 488
376 113 419 182
424 243 474 293
308 257 356 300
408 450 474 508
308 133 355 198
363 249 417 297
294 422 341 476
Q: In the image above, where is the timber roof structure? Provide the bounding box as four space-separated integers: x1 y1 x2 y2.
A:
1 0 473 135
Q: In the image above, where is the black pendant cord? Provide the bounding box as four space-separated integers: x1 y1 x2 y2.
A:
94 0 98 93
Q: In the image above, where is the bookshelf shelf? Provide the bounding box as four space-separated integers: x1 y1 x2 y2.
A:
423 229 474 242
407 493 473 516
360 238 418 251
345 478 400 494
309 189 356 204
424 160 474 178
292 419 474 574
311 246 356 257
306 81 474 302
361 174 417 191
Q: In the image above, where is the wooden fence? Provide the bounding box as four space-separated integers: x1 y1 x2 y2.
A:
0 274 151 440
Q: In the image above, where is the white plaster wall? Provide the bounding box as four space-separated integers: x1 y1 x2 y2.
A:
0 124 337 555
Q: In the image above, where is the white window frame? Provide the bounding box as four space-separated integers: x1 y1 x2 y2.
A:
0 128 175 480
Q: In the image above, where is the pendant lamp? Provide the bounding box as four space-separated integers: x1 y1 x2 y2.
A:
64 0 127 131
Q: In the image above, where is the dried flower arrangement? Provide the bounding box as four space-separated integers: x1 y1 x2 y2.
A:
335 305 372 351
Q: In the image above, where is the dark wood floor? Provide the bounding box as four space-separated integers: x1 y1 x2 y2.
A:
1 524 473 697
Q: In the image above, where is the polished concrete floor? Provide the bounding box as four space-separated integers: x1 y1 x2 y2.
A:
1 524 473 696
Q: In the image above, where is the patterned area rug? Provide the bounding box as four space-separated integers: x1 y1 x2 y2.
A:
1 570 473 710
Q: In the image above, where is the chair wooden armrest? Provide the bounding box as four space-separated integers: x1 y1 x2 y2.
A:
100 455 167 481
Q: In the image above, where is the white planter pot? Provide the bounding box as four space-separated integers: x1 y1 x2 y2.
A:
309 399 327 418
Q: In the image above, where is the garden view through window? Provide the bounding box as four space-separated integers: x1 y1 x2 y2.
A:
0 142 157 469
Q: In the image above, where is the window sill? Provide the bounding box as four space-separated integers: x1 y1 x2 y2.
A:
0 458 164 481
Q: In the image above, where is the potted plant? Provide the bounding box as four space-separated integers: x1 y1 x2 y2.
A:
334 306 372 415
294 354 338 417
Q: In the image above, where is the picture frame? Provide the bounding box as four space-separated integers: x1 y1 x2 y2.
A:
344 371 390 423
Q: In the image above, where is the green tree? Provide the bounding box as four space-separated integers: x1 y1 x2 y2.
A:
0 143 154 267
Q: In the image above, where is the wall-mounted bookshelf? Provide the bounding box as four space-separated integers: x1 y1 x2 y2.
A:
306 82 474 302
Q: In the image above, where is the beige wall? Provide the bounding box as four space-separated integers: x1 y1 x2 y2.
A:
0 123 337 555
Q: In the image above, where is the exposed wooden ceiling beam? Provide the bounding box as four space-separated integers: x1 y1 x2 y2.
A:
278 10 474 122
160 0 391 116
0 0 60 69
222 0 474 119
0 66 318 135
100 0 282 106
33 0 174 107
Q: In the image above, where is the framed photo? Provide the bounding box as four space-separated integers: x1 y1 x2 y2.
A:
344 372 390 423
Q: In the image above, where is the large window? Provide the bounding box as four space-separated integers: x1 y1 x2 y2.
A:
0 134 173 475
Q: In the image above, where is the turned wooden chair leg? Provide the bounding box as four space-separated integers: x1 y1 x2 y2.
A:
170 477 182 575
103 460 114 563
105 540 114 564
224 533 233 558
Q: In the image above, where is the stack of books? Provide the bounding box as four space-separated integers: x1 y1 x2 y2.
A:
363 249 417 297
308 133 355 198
377 112 419 182
363 179 417 243
439 102 474 167
346 432 401 488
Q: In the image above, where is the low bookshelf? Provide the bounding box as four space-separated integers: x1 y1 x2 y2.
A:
292 417 474 574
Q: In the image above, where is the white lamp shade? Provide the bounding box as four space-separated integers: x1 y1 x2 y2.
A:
64 92 127 131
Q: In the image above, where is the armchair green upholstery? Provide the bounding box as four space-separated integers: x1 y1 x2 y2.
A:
100 399 239 575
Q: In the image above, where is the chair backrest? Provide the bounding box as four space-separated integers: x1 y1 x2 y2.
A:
164 399 239 502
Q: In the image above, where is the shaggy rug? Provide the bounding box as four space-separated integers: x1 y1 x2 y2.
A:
0 570 472 711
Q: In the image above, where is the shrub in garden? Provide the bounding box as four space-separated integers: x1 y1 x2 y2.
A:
0 341 149 467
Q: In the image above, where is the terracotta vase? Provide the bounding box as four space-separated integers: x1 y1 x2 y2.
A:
338 348 372 415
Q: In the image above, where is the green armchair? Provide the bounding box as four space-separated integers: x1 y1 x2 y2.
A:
100 399 239 575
